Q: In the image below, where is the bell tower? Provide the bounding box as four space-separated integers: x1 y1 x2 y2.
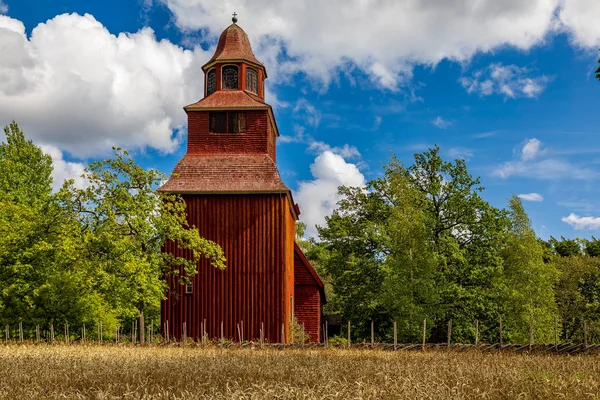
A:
159 16 299 344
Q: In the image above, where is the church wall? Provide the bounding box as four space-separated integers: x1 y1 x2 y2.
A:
187 110 273 158
294 285 321 343
161 193 292 343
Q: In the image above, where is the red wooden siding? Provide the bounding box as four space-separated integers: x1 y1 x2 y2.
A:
161 193 295 343
293 245 323 343
294 285 321 343
187 110 276 161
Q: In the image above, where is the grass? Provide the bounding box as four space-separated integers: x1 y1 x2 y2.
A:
0 344 599 399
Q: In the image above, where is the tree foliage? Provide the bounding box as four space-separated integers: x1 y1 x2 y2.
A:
0 123 224 339
315 146 558 343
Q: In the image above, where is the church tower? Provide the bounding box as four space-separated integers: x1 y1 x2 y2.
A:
159 16 316 344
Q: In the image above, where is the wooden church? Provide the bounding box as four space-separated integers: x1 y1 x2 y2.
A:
159 16 325 343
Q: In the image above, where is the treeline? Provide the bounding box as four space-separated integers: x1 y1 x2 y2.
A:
300 147 600 344
0 122 224 339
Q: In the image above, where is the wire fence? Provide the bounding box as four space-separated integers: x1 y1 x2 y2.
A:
2 317 599 355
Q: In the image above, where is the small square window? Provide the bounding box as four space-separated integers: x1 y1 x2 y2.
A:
185 283 193 294
209 112 227 133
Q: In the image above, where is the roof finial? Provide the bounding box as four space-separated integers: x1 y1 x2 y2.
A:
232 12 238 24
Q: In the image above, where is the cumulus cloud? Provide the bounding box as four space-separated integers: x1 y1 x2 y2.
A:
558 0 600 48
493 139 598 180
0 13 212 158
460 64 552 99
432 116 452 129
562 213 600 230
161 0 570 89
518 193 544 202
295 151 366 238
40 144 87 190
521 138 542 160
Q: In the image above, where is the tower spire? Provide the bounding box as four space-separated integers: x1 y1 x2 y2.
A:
232 12 238 24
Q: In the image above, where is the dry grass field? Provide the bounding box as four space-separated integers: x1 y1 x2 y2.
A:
0 344 599 399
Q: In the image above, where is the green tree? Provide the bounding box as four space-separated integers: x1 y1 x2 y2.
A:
549 236 582 257
62 148 226 342
554 256 600 343
0 122 100 335
498 196 558 343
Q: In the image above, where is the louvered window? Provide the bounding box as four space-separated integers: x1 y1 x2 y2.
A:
246 68 258 94
207 69 216 95
209 112 246 134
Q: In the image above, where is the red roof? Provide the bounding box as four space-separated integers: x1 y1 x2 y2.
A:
185 91 268 110
158 154 289 194
203 23 264 69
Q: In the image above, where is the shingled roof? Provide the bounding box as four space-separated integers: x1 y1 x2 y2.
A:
203 23 264 70
158 154 289 194
185 91 268 110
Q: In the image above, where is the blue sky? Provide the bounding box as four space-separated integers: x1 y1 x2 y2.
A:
1 0 599 239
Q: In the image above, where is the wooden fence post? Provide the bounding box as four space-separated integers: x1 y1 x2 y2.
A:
393 321 397 351
447 319 452 348
499 317 503 347
422 319 427 352
371 321 374 347
99 322 102 344
36 324 40 343
554 316 558 351
183 322 187 345
475 320 479 346
241 321 244 343
302 323 305 346
325 320 329 348
261 322 264 348
19 321 23 343
238 323 242 344
529 314 534 350
347 321 351 348
584 320 588 349
281 323 285 345
221 321 224 345
50 324 54 343
166 320 169 344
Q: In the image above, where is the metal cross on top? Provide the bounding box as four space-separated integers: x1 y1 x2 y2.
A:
232 12 238 23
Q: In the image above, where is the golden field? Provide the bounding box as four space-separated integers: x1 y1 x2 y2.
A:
0 344 598 399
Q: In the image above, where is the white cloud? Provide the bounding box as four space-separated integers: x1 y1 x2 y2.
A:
0 1 8 14
448 147 474 161
293 98 321 128
40 144 87 190
432 116 452 129
562 213 600 230
521 138 542 160
558 0 600 48
460 63 552 99
162 0 567 89
518 193 544 202
0 13 212 158
295 151 366 238
493 139 598 180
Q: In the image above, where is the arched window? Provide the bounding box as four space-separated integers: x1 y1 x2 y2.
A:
206 69 216 95
222 65 239 90
246 68 258 94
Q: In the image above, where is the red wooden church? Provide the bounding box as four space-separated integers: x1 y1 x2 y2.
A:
159 17 325 344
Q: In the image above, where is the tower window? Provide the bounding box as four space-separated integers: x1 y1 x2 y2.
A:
207 69 216 95
222 66 239 90
246 68 258 94
209 112 246 134
228 112 247 133
185 283 193 294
